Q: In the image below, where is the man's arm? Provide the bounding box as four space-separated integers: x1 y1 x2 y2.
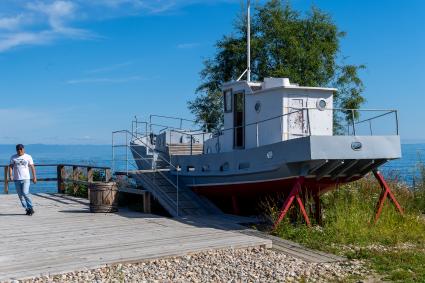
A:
8 165 13 181
30 164 37 184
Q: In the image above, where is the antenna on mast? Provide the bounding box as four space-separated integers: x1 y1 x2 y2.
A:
237 0 251 82
247 0 251 82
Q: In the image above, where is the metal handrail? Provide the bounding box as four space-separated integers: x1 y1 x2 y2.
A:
170 108 397 136
165 107 398 155
112 129 180 216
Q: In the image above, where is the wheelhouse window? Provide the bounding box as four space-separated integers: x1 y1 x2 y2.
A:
224 89 232 112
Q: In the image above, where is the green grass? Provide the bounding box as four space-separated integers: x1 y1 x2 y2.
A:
269 174 425 282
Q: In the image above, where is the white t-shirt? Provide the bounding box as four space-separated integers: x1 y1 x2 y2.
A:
10 153 34 180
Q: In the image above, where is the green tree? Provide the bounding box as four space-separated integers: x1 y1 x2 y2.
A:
188 0 365 131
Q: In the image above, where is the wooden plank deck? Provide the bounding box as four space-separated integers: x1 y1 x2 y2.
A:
0 193 271 281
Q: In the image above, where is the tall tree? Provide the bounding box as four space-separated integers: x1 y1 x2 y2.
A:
188 0 365 131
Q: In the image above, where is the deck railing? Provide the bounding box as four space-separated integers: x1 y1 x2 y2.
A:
165 108 399 155
0 164 111 194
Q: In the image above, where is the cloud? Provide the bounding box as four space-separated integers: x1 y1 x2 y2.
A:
0 14 26 30
66 75 146 84
0 1 94 52
85 61 134 74
177 42 200 49
0 0 236 52
0 32 51 52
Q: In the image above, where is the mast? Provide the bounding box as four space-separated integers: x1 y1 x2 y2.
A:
247 0 251 82
236 0 252 82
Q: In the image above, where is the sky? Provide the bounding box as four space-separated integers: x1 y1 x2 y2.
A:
0 0 424 145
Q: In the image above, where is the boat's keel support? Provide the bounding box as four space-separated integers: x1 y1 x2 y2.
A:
273 177 311 229
372 169 404 223
313 193 322 225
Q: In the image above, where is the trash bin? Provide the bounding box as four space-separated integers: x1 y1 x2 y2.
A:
89 182 118 213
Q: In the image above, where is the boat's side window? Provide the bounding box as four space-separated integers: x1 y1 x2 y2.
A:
238 162 250 170
224 89 232 112
187 166 195 172
202 165 210 172
220 162 230 172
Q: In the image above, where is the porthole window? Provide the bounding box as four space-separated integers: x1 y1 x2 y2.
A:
317 99 327 111
266 151 273 159
255 101 261 113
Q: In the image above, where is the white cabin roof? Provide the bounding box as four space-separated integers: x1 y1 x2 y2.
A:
222 77 337 94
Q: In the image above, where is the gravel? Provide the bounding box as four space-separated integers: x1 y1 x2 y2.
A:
8 247 369 283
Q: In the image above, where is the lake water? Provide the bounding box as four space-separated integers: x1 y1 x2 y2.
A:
0 143 424 194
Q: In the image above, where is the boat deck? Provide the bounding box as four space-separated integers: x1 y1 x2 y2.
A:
0 193 271 281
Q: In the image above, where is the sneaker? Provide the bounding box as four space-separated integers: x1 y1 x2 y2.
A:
28 208 34 216
25 209 30 215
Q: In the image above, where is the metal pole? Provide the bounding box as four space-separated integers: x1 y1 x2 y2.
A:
176 167 179 217
190 134 193 155
280 115 283 140
180 118 183 129
369 120 373 136
351 109 356 136
256 122 259 147
395 110 399 135
169 130 172 163
202 133 205 154
135 116 137 137
307 108 311 136
247 0 251 82
112 134 114 172
126 131 129 174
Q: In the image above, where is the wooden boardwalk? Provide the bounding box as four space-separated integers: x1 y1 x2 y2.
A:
0 193 271 281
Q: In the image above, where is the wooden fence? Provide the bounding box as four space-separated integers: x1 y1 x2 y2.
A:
1 164 111 194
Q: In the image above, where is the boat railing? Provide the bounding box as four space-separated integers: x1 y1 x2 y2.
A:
166 108 398 155
112 129 181 216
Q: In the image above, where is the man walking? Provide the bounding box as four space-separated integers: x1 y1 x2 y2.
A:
9 144 37 215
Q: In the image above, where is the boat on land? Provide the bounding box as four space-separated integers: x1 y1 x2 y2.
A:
114 1 401 220
128 78 400 198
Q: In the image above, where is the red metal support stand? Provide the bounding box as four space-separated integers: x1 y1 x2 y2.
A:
372 169 404 223
273 177 311 229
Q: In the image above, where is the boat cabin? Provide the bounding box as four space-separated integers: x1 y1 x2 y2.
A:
204 77 336 154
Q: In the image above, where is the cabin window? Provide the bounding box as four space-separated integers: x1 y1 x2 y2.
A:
317 99 327 111
233 91 245 149
255 101 261 113
187 166 195 172
224 89 232 112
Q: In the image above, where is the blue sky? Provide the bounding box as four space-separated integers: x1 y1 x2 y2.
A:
0 0 423 144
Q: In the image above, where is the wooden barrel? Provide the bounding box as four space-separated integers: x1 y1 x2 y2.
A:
89 182 118 213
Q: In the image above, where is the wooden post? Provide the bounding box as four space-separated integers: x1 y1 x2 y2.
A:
57 165 66 193
105 168 111 182
4 166 9 194
73 166 79 193
87 167 93 201
143 191 151 213
87 167 93 183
